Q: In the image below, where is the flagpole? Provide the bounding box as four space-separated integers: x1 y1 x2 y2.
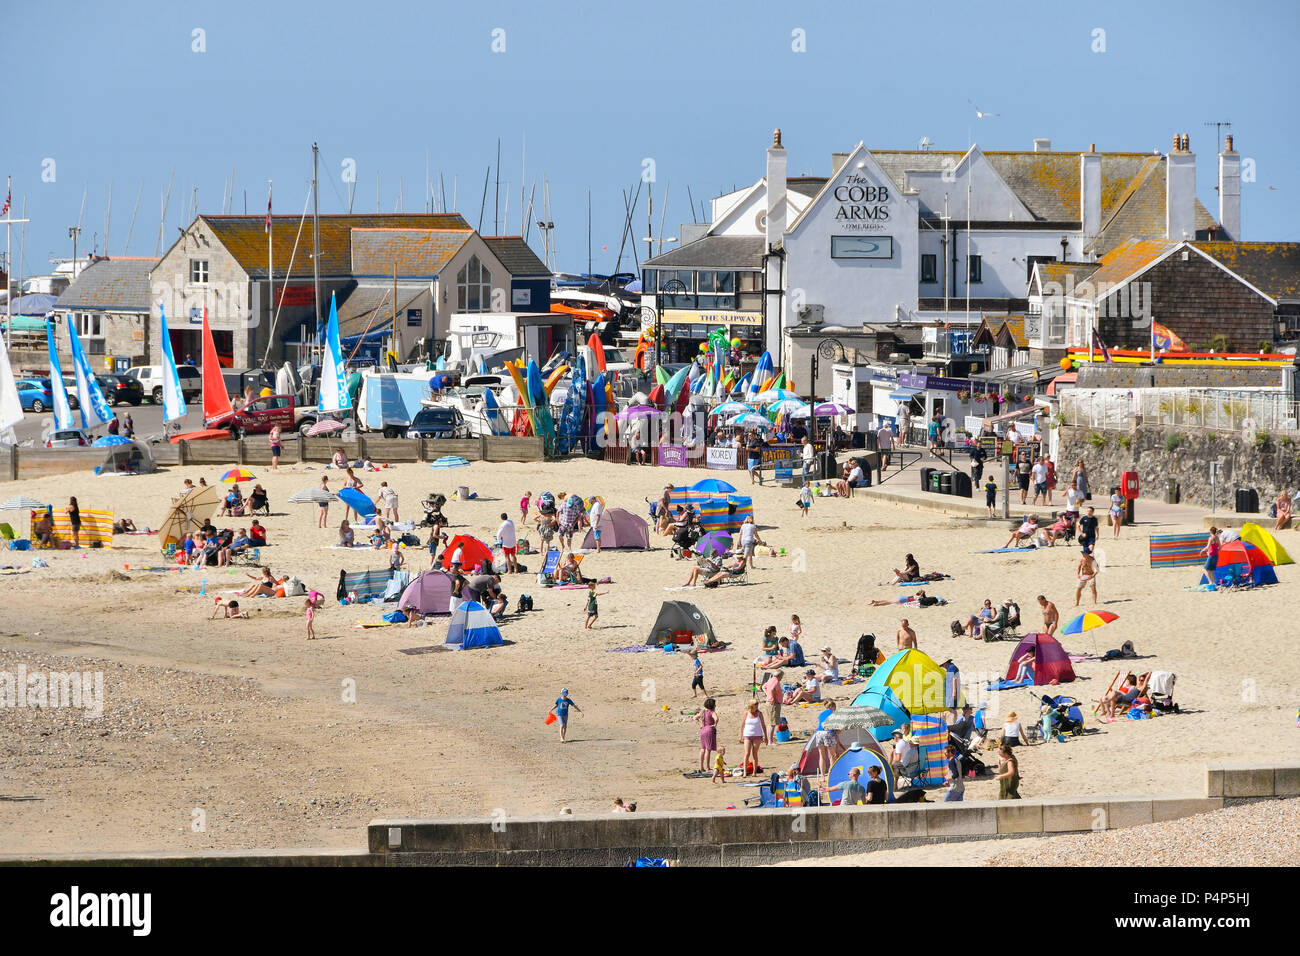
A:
267 180 274 370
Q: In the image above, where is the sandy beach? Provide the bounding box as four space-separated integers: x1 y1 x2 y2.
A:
1 453 1296 857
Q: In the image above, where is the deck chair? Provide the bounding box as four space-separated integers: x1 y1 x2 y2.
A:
232 546 261 566
720 564 749 585
538 549 561 584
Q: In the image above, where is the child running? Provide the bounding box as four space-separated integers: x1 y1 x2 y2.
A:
583 581 608 629
984 476 998 517
712 746 728 784
548 687 582 742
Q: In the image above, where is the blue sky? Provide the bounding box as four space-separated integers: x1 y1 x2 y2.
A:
5 0 1298 278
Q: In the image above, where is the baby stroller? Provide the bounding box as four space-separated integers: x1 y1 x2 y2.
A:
851 634 880 677
947 730 988 777
1146 670 1179 714
419 493 447 528
670 522 702 558
1037 693 1086 738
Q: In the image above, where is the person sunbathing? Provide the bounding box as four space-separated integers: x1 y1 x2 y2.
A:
32 514 55 548
1004 516 1039 548
869 589 945 608
787 669 822 704
338 520 355 547
701 555 747 587
683 555 723 587
557 551 583 584
1042 512 1074 547
884 553 922 586
112 518 138 534
241 567 281 598
1099 672 1150 721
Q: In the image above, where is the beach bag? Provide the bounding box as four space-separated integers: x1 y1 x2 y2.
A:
518 594 533 612
400 533 420 546
284 576 307 597
950 620 963 637
382 610 407 623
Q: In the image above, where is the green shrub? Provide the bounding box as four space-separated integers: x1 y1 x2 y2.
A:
1087 431 1108 449
1117 433 1133 449
1164 433 1184 453
1254 431 1270 450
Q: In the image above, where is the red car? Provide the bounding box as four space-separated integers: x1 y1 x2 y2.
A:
207 394 307 437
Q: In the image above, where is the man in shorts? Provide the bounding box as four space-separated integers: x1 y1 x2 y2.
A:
1031 457 1048 505
762 669 784 737
496 513 518 573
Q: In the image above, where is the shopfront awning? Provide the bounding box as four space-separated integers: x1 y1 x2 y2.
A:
968 363 1063 388
889 387 923 401
981 405 1040 427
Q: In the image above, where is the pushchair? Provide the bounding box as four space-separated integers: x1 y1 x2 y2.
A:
670 522 702 559
1037 693 1086 738
852 634 881 678
947 730 988 777
1146 670 1180 714
419 493 447 528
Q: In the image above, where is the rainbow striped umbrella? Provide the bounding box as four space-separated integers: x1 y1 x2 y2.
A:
1061 610 1118 635
221 468 257 483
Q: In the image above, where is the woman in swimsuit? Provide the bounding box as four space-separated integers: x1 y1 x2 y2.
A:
737 700 767 777
241 566 279 598
66 497 81 548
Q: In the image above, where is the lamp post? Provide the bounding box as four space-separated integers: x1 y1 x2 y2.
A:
810 337 844 446
651 277 687 372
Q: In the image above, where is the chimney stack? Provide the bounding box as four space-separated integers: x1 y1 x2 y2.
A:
766 128 787 251
1166 132 1196 241
1080 144 1102 246
1218 134 1241 240
1033 138 1052 152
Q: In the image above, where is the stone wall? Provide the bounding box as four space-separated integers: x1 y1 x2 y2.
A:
1058 423 1300 510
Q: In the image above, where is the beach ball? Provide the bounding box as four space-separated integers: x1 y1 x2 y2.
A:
730 338 742 348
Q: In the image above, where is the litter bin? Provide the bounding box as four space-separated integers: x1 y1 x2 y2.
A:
928 470 942 493
818 450 838 480
862 431 877 452
951 471 972 498
1235 488 1259 514
939 471 953 495
920 466 935 491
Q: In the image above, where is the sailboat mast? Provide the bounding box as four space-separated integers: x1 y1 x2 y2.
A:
312 143 322 350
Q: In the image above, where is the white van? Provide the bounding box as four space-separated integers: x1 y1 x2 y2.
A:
126 365 203 404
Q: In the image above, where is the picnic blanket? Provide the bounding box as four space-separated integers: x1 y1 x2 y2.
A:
1149 533 1205 569
35 508 113 547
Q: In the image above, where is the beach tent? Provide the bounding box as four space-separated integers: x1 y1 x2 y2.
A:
157 484 222 553
646 600 716 645
850 687 912 742
825 742 895 804
399 569 454 615
95 440 155 475
440 534 494 573
581 507 649 550
1004 632 1076 685
862 648 959 715
798 713 890 774
1201 540 1279 587
445 600 503 649
1240 522 1294 566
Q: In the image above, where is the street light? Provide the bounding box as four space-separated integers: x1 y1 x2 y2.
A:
652 277 687 372
810 337 844 448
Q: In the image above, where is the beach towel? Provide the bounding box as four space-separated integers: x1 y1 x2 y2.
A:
975 547 1039 554
607 645 653 653
987 675 1036 691
899 576 950 586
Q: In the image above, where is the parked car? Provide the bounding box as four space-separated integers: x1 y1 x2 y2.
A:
406 405 469 439
126 365 203 404
46 428 90 448
206 394 318 437
16 379 52 412
96 373 144 406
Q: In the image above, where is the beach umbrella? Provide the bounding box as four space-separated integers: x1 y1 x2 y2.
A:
767 399 807 416
0 495 49 511
728 412 773 429
1060 610 1119 635
689 478 737 495
221 468 257 483
306 418 346 437
822 706 894 732
288 487 337 504
752 388 800 405
695 530 733 557
430 456 471 470
156 484 222 554
91 434 132 447
711 401 753 417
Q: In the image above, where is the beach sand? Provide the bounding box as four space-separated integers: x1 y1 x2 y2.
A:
0 455 1295 856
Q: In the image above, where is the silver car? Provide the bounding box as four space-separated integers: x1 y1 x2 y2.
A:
46 429 90 448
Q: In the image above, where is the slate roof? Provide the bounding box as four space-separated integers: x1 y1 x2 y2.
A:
1068 238 1177 296
1032 260 1100 293
196 213 470 279
644 235 764 269
1191 242 1300 302
53 257 158 312
1090 159 1217 255
787 176 827 198
483 236 550 276
349 228 472 278
336 285 425 338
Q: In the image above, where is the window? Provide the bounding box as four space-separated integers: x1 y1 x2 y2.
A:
78 313 102 337
696 271 717 294
190 259 209 284
738 271 761 292
642 269 658 294
1048 306 1067 346
456 255 493 313
920 254 937 284
967 255 982 284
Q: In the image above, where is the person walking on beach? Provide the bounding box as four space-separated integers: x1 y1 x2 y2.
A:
268 424 282 472
897 618 917 650
548 688 582 743
995 744 1021 799
377 482 399 522
66 497 82 548
1037 595 1059 635
497 513 518 573
317 476 331 528
738 700 768 777
304 589 323 640
1109 486 1125 538
520 490 532 524
738 515 764 569
688 648 707 697
1075 547 1099 606
695 697 718 773
583 582 607 629
1031 457 1048 506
